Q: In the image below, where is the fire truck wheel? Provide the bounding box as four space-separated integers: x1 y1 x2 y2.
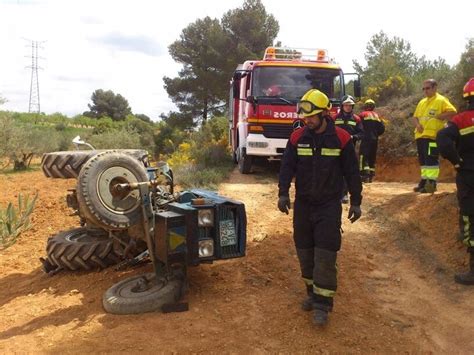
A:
41 149 149 179
103 272 184 314
76 150 149 230
238 149 252 174
41 227 121 273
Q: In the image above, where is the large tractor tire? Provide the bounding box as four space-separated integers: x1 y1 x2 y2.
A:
41 227 121 273
76 150 149 230
41 149 149 179
103 272 184 314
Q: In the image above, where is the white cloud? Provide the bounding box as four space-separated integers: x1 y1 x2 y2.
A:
0 0 471 120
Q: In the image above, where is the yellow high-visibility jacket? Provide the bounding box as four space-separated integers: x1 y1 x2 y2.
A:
414 93 457 140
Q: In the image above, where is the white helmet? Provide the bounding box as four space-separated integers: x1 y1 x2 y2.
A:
342 95 355 105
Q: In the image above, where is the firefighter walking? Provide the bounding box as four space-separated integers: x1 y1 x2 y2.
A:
437 77 474 285
412 79 457 193
359 99 385 182
278 89 362 326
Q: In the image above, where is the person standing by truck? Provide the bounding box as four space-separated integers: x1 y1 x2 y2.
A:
437 77 474 285
359 99 385 182
334 95 364 202
412 79 457 193
277 89 362 326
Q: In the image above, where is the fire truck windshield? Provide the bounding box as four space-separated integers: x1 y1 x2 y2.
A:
252 66 343 102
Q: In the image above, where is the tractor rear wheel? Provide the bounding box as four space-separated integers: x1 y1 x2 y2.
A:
41 227 121 273
76 150 149 230
41 149 149 179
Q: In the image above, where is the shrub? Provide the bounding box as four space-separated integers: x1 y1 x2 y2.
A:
168 142 194 167
88 128 143 150
376 95 421 158
54 122 67 131
0 193 37 250
172 164 231 189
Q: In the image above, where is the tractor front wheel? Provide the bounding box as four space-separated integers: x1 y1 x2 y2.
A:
102 272 184 314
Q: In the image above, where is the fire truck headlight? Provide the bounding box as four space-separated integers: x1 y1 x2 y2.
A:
198 209 214 227
198 239 214 258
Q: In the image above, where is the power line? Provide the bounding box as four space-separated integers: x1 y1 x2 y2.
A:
24 39 45 114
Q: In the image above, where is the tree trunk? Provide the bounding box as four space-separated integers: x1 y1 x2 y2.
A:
202 97 208 123
14 160 27 171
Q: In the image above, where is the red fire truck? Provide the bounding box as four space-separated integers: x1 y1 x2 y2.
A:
229 47 361 173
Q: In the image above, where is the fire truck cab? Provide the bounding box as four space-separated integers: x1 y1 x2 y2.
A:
229 47 361 174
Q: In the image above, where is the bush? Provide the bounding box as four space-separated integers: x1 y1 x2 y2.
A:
0 193 37 250
54 122 67 131
366 75 410 105
166 116 233 188
376 96 420 158
172 164 232 189
88 128 143 150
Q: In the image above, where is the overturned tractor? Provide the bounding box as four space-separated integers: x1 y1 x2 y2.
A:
40 142 246 314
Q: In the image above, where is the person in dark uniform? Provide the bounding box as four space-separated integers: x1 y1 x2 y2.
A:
333 95 364 202
437 77 474 285
359 99 385 182
278 89 363 326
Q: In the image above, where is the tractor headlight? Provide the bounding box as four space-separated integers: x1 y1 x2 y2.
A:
198 209 214 227
198 239 214 258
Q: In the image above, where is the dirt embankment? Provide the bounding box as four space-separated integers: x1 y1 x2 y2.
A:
376 156 456 182
0 166 473 353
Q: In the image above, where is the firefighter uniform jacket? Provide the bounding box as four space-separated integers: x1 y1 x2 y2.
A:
437 109 474 171
279 117 362 206
359 110 385 140
437 109 474 216
333 111 364 141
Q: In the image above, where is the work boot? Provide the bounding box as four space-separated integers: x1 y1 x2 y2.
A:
341 194 349 204
413 179 426 192
301 285 317 311
420 180 437 193
454 252 474 285
369 172 375 183
302 295 317 311
313 308 329 326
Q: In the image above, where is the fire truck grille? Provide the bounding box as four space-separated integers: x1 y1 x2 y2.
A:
263 124 293 139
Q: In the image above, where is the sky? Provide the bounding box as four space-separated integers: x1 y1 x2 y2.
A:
0 0 471 120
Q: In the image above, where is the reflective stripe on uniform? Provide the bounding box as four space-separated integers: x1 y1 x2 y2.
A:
460 126 474 136
428 142 437 155
321 148 341 156
363 117 381 121
313 285 336 298
303 277 313 286
420 166 439 180
335 119 356 126
462 216 474 247
297 148 312 156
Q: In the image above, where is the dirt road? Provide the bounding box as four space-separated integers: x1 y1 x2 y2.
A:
1 167 473 352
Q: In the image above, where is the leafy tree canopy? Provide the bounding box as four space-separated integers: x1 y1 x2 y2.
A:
163 0 279 129
84 89 132 121
353 31 456 103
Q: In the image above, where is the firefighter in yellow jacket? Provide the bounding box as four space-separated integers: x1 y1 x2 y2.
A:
412 79 457 193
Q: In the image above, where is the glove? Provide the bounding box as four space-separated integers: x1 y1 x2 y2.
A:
278 196 291 215
348 205 361 223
